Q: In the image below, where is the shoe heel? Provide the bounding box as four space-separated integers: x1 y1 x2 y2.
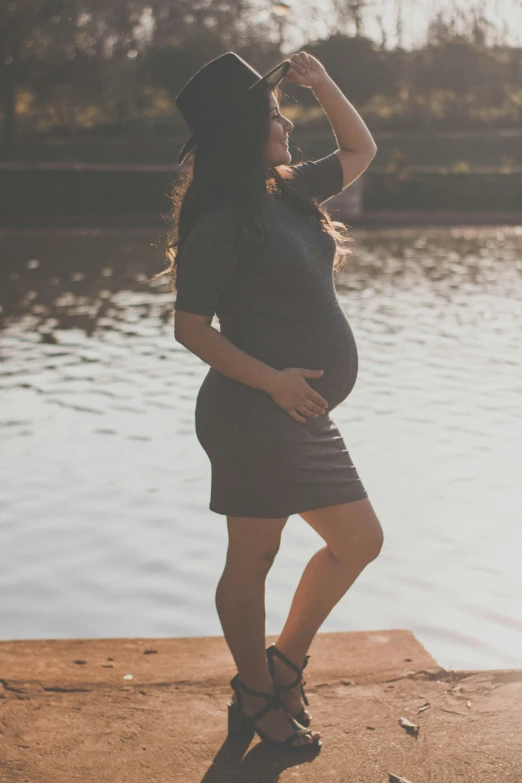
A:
227 701 255 742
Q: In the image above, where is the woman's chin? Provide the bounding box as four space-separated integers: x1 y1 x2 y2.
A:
266 147 292 170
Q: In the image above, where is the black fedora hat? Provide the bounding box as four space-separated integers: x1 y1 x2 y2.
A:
175 52 291 165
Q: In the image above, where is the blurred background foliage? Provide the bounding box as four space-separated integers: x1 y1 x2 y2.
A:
1 0 522 169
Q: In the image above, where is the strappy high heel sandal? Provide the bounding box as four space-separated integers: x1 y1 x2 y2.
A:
266 643 312 727
227 673 322 753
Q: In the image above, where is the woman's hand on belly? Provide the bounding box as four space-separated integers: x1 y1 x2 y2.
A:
267 367 329 423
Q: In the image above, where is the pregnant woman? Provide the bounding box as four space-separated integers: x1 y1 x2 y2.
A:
161 51 384 752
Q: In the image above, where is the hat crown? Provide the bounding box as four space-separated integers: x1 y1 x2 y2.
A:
175 52 290 164
175 53 263 128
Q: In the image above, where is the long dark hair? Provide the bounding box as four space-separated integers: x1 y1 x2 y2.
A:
149 83 354 292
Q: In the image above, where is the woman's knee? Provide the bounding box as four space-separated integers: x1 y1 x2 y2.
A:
224 544 280 582
224 514 288 576
301 497 384 567
333 520 383 568
367 522 384 561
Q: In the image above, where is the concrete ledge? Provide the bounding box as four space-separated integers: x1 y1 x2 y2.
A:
1 630 520 782
0 629 439 688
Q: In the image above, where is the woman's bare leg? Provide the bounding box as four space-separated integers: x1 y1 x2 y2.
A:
271 497 384 716
215 513 321 746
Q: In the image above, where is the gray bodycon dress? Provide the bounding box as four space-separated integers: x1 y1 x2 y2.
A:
174 150 368 518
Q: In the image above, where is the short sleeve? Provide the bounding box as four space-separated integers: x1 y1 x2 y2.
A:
174 203 242 318
287 150 344 204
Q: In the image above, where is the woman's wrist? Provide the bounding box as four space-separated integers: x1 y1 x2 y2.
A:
311 74 335 96
260 368 283 396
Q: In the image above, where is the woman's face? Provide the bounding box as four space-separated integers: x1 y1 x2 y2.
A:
264 90 294 169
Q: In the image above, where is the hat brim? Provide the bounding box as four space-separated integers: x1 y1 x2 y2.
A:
177 59 291 165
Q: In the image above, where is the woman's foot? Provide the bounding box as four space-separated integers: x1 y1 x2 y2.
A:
230 687 320 747
269 649 312 724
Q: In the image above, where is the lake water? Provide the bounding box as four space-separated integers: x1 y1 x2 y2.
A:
1 224 521 672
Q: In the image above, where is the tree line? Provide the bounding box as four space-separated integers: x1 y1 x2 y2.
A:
1 0 521 152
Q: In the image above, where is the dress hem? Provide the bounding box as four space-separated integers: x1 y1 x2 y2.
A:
208 489 369 519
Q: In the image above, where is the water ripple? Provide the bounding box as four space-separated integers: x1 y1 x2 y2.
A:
1 224 521 668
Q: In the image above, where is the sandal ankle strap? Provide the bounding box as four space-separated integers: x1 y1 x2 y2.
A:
267 644 310 676
266 645 311 706
230 672 282 721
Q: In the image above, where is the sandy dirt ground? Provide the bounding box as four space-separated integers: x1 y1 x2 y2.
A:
0 630 520 782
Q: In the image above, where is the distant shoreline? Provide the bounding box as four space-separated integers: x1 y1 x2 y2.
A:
357 210 522 226
1 211 520 231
